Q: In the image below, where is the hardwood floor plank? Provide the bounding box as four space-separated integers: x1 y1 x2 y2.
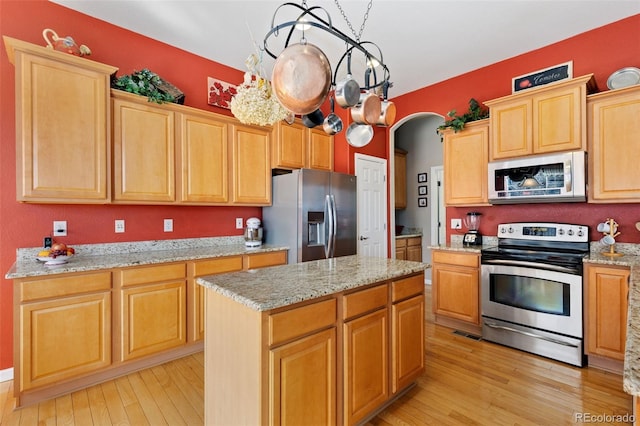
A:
125 372 167 426
54 394 75 426
100 381 129 425
16 400 37 426
160 359 204 418
114 376 149 426
149 364 202 425
70 389 93 426
37 397 57 425
138 368 186 425
86 385 112 426
1 381 22 426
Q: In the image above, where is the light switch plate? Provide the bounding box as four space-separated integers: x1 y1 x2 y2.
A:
164 219 173 232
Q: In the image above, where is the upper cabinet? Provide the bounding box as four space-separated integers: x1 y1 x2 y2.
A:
4 36 118 203
442 119 489 206
271 120 334 171
485 75 596 161
587 85 640 203
394 148 407 209
230 123 272 204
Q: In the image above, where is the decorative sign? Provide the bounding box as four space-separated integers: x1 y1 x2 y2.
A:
208 77 237 109
512 61 573 93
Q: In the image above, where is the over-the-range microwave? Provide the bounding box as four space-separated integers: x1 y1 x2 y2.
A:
488 150 586 204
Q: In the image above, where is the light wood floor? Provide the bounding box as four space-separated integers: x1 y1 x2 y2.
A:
0 287 633 425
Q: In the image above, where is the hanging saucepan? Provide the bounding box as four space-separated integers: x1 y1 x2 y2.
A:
346 122 373 147
376 80 396 127
350 68 381 125
301 108 325 128
334 50 360 108
323 97 343 135
271 42 332 115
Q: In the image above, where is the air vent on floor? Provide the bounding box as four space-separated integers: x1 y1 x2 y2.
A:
452 330 482 341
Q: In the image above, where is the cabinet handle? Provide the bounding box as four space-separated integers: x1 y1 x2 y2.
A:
359 236 369 240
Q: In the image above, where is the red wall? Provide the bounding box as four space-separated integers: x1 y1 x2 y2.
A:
393 14 640 244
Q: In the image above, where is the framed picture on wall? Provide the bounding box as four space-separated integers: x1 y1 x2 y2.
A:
418 185 427 196
418 173 427 183
418 197 427 207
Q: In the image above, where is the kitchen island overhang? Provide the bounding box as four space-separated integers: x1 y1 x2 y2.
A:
197 255 430 425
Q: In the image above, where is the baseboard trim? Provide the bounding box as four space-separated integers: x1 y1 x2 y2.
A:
0 367 14 383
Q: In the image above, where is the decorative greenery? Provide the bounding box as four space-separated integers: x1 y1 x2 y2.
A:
437 98 489 134
112 68 175 104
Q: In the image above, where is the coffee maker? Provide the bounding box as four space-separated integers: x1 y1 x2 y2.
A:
244 217 263 248
463 212 482 246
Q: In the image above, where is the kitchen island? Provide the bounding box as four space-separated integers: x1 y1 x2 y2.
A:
197 255 429 425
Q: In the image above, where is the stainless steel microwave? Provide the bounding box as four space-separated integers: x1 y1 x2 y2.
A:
488 151 586 204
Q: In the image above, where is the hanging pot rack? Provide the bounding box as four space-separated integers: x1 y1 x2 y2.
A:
263 2 391 92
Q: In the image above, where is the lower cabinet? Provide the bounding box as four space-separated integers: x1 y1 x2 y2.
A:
395 236 422 261
584 263 630 372
203 271 425 425
431 250 480 334
16 272 112 392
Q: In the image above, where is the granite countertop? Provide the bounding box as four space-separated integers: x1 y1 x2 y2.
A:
197 255 430 312
5 236 288 279
396 233 422 239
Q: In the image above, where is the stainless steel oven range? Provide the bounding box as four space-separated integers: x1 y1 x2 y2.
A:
480 222 589 367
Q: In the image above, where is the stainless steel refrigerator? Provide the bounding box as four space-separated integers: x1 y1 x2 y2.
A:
263 168 357 264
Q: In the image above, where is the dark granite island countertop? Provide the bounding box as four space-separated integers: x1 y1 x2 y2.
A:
196 254 430 311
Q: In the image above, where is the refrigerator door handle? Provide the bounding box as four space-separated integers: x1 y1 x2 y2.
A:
330 194 337 257
325 194 333 259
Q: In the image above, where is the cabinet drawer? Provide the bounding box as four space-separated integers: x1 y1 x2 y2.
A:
19 272 112 302
343 284 388 320
407 237 421 247
432 251 479 268
192 256 242 276
269 298 337 346
244 251 287 270
120 263 186 287
395 238 407 248
392 274 424 303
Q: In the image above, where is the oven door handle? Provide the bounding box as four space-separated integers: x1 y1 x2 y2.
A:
481 259 578 274
484 321 579 348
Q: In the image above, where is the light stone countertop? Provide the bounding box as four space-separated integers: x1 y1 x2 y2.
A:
5 236 288 279
197 255 430 312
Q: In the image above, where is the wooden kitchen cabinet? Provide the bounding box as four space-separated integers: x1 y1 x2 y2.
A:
587 85 640 203
442 119 489 206
585 263 630 372
15 272 112 392
343 284 389 425
118 263 187 360
4 36 117 203
177 110 230 203
271 120 334 171
112 94 176 203
231 123 272 204
431 250 480 334
486 74 596 161
394 148 407 209
396 236 422 261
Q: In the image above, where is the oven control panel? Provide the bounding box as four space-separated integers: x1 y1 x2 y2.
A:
497 222 588 242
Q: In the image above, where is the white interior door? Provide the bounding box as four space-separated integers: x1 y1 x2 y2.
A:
355 154 387 257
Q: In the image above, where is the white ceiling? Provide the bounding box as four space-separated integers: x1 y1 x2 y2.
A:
51 0 640 97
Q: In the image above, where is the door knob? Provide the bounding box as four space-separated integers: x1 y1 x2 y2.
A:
359 236 369 240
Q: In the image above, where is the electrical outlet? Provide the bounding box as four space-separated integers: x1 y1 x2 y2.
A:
43 237 52 248
164 219 173 232
236 218 244 229
451 218 462 230
53 220 67 236
115 219 125 233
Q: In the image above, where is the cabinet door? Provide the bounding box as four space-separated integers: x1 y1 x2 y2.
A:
10 43 115 202
588 86 640 202
344 309 389 425
444 120 489 206
178 112 229 203
533 84 584 154
394 149 407 209
270 327 336 426
432 262 479 324
489 99 531 160
391 294 424 393
20 292 111 391
113 96 175 202
121 281 186 360
231 124 271 205
586 265 630 360
273 121 306 169
308 128 334 171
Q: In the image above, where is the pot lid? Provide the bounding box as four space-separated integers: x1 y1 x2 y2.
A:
607 67 640 90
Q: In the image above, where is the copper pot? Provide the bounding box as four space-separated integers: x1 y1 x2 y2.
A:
351 92 381 125
271 43 332 116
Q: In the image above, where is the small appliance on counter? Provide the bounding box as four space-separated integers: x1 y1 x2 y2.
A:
463 212 482 246
244 217 263 248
